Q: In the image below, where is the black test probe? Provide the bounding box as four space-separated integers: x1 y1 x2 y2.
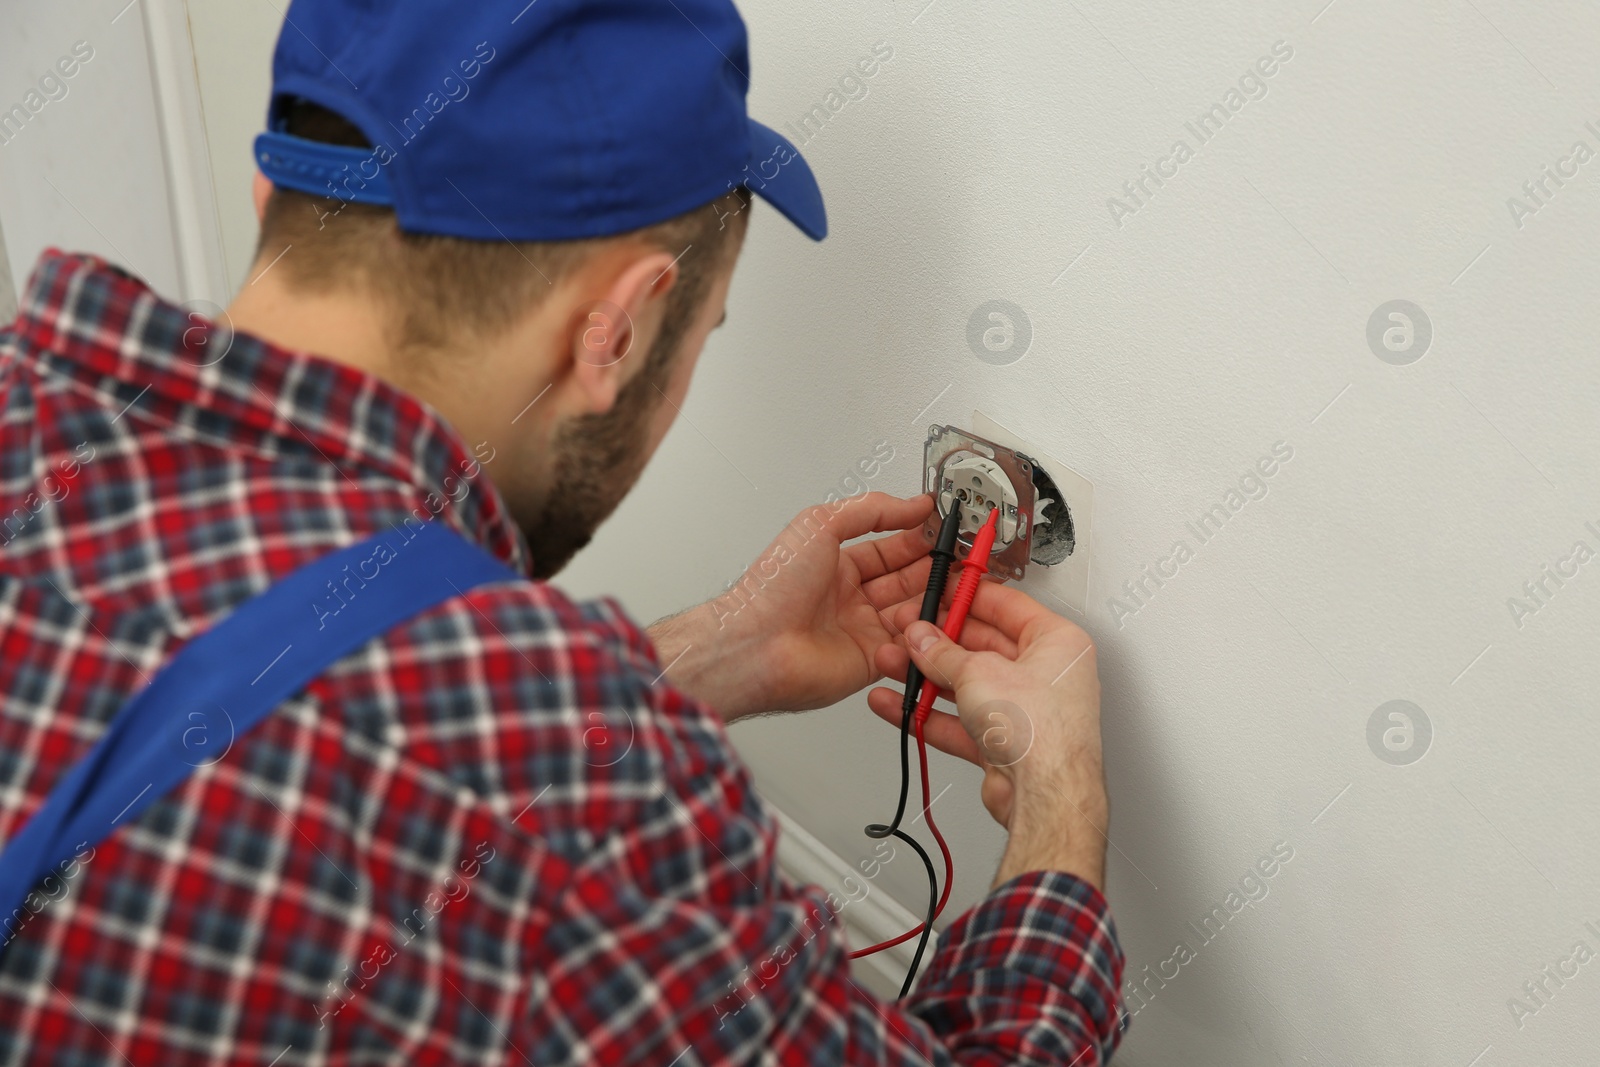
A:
866 496 964 842
853 497 964 996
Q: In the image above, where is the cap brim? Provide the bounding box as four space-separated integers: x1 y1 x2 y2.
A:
744 119 827 241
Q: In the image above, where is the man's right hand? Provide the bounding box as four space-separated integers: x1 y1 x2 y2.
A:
866 581 1109 892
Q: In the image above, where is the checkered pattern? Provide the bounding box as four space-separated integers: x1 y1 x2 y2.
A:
0 251 1125 1065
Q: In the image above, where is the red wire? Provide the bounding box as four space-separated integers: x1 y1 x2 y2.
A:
917 710 956 921
849 508 997 960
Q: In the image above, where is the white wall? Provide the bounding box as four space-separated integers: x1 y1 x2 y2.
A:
0 215 16 321
0 0 232 308
0 1 186 299
7 0 1600 1062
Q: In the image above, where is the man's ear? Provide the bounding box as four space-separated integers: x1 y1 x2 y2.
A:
252 172 273 225
561 247 680 414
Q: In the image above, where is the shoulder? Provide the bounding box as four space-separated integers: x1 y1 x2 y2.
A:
322 573 756 864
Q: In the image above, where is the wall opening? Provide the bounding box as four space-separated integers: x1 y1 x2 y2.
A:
1029 463 1075 566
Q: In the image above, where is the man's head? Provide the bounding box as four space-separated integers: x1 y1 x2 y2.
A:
226 0 826 578
236 99 750 578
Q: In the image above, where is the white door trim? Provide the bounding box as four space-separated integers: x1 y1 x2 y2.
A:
139 0 231 306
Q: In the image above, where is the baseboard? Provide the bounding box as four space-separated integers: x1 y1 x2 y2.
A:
769 804 938 999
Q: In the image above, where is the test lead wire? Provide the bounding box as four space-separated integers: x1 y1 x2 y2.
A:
853 506 1002 999
853 496 964 996
865 498 963 842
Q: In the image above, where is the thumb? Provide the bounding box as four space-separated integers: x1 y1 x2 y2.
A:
904 621 971 693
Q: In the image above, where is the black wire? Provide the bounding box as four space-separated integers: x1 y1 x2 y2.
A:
865 501 963 841
860 671 938 998
887 828 938 998
863 695 915 841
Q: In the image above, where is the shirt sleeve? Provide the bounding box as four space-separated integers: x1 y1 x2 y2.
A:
514 597 1127 1065
518 709 1126 1066
911 870 1126 1064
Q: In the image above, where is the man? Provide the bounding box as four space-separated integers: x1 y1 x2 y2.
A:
0 0 1124 1063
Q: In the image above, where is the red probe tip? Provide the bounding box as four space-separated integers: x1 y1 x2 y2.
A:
967 507 1000 568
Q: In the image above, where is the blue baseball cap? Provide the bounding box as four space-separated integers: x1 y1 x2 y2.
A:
253 0 826 242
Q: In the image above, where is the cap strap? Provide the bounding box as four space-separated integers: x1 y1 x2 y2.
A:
253 130 396 206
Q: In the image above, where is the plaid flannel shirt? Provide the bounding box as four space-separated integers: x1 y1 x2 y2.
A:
0 250 1125 1065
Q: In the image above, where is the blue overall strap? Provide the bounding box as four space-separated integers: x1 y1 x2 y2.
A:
0 521 520 947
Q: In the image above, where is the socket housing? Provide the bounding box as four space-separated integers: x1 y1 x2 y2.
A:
922 424 1036 581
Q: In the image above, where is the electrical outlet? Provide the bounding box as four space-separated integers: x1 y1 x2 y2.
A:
970 410 1094 615
922 424 1037 581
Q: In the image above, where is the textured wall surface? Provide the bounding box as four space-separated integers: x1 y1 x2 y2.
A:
0 215 15 322
0 2 182 298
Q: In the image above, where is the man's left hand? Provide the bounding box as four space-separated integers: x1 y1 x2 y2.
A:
648 492 935 722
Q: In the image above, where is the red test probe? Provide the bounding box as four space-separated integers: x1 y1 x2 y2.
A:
915 506 999 727
850 506 1001 963
913 505 999 922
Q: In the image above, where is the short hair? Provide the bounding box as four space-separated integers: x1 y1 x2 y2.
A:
255 99 751 363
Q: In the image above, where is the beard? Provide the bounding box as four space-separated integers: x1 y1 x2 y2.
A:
513 241 724 580
517 338 672 580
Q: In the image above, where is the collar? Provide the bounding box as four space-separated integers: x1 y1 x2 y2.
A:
11 249 532 576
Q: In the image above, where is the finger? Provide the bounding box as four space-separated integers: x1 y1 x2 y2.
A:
851 527 934 595
875 540 1007 629
918 707 983 765
884 600 1020 658
959 580 1070 648
881 579 977 630
859 555 933 614
904 620 976 692
885 596 933 634
866 686 983 765
873 642 955 701
802 491 933 548
884 614 1019 660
